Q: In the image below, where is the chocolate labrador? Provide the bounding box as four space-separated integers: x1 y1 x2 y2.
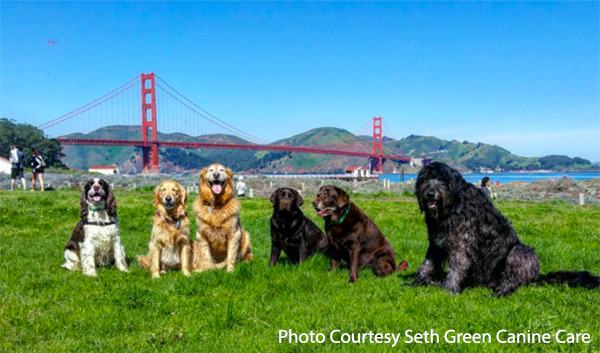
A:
270 188 328 266
312 185 408 282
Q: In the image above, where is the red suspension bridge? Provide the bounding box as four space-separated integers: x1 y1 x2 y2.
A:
39 73 413 173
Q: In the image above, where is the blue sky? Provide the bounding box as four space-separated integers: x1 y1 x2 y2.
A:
1 1 599 161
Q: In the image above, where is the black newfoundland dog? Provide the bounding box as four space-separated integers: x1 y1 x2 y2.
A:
413 162 599 296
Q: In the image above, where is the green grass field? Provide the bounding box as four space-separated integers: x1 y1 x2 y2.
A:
1 190 599 352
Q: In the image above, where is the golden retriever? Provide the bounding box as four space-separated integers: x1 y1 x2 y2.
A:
138 180 191 278
192 163 252 272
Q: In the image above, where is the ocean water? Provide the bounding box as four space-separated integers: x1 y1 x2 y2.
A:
381 172 600 184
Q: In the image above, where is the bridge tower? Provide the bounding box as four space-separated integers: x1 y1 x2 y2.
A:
141 73 159 172
369 117 384 174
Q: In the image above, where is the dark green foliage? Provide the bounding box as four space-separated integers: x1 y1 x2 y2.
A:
385 135 593 171
62 127 259 170
273 127 360 146
162 148 211 169
539 155 591 169
0 118 66 168
60 126 595 172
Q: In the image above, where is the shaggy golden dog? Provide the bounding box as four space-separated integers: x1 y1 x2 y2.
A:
138 180 191 278
192 163 252 272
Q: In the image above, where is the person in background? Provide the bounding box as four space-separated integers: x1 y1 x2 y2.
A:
480 176 496 200
235 175 247 197
30 148 45 192
9 144 26 191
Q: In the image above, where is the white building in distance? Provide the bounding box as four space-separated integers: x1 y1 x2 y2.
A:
345 166 370 178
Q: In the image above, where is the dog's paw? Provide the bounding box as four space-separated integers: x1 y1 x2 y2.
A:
443 282 462 295
182 270 191 277
61 263 78 272
83 270 97 277
492 287 515 298
151 272 160 279
213 261 227 270
412 276 431 286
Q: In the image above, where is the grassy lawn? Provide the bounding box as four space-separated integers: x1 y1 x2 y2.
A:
1 189 599 352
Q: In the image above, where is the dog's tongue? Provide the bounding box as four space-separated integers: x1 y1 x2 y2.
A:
427 201 436 208
211 184 223 195
92 195 102 202
316 209 330 217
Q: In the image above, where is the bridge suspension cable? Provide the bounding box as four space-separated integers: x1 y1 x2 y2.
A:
383 120 396 140
353 119 372 136
38 75 140 130
37 72 411 173
155 75 270 145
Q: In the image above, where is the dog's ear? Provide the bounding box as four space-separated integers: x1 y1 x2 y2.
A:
447 188 463 215
333 186 349 208
153 184 161 208
415 172 427 213
226 168 234 189
453 191 463 215
179 182 188 205
176 182 188 217
105 181 117 218
270 188 281 205
292 188 304 207
80 181 91 221
416 193 426 213
199 167 208 184
446 166 465 215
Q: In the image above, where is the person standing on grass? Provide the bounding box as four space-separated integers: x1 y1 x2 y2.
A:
236 175 247 197
9 144 26 191
30 148 45 192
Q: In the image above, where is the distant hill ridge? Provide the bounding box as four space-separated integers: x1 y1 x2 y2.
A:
61 125 593 173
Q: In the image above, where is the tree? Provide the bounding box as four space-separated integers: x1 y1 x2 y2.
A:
0 118 66 168
539 155 574 169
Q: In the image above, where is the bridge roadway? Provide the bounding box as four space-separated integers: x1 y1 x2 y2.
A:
57 138 412 163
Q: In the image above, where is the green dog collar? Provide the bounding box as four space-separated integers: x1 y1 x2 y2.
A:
329 204 350 226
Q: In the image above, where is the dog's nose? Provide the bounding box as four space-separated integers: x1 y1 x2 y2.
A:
426 190 436 199
165 196 172 202
93 185 100 192
213 173 220 179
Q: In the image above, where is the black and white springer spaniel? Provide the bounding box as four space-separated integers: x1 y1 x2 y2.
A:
61 178 128 276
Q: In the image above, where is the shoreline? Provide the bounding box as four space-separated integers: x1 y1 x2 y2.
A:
1 172 598 204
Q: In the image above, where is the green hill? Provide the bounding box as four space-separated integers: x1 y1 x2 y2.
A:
265 127 371 173
60 126 594 173
384 135 592 171
273 127 361 146
62 126 256 172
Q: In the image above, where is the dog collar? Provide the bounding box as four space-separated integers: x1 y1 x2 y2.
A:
158 212 184 228
84 221 115 226
202 201 214 213
329 204 350 226
88 205 104 212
